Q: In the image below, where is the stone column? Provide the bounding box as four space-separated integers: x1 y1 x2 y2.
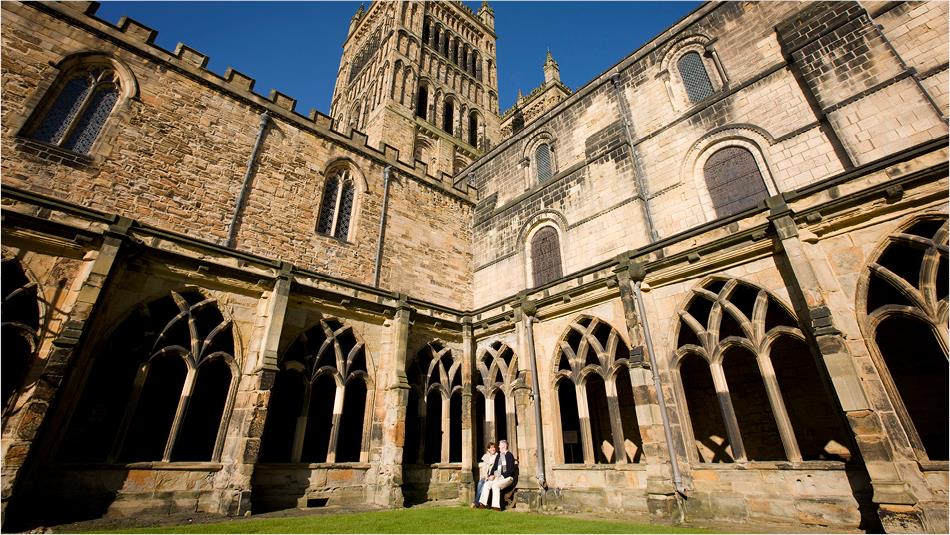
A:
615 264 683 518
1 217 130 523
460 318 475 501
373 296 412 507
767 196 923 532
211 262 292 515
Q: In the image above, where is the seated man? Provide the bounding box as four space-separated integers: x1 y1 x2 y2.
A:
478 439 515 510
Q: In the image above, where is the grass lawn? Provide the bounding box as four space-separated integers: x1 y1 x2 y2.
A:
98 506 712 534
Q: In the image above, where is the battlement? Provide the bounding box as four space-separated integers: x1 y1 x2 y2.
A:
46 1 478 204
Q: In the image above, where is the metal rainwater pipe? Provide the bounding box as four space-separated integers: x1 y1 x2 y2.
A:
632 276 687 497
523 310 547 489
373 165 393 287
226 111 270 248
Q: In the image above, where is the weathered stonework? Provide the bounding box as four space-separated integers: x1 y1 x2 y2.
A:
1 1 947 533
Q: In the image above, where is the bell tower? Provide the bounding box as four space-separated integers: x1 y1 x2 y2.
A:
330 1 501 178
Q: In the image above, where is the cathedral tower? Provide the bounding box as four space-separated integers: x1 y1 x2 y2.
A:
330 1 501 178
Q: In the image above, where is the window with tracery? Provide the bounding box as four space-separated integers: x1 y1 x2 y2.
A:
405 342 462 464
317 169 356 240
861 215 948 461
674 279 852 464
28 65 120 154
554 316 641 464
2 259 40 409
535 143 553 183
703 146 768 219
259 318 372 463
677 51 714 104
530 226 563 287
473 342 519 457
59 290 237 463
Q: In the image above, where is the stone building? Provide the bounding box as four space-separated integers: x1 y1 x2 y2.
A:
0 0 947 532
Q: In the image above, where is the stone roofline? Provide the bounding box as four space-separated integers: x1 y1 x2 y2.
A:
455 0 712 181
37 1 478 205
345 0 496 47
499 79 573 120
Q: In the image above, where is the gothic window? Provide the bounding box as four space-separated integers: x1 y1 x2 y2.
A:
677 51 714 104
474 341 519 456
316 168 357 241
860 215 948 461
27 65 120 155
443 100 455 136
530 226 563 287
416 84 429 120
703 146 768 219
422 18 430 44
405 342 462 464
349 29 381 82
554 316 641 464
535 143 553 182
674 278 852 463
468 111 479 148
259 318 373 463
59 290 237 463
2 259 40 409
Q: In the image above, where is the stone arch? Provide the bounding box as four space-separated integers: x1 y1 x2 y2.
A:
522 130 558 189
521 214 567 289
1 256 43 412
406 341 462 464
475 341 520 454
658 34 726 110
259 316 375 464
855 213 948 461
552 315 640 464
671 277 852 463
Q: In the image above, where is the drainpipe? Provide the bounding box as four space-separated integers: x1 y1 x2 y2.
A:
226 111 270 248
609 72 658 241
372 165 393 287
631 272 687 497
521 303 547 489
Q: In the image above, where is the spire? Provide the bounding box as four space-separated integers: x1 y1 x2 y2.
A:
478 0 495 30
543 49 560 84
517 87 524 101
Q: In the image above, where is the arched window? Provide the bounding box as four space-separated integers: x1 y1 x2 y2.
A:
468 111 479 147
416 84 429 120
442 99 455 136
316 168 357 241
677 51 714 104
530 226 563 287
2 259 40 409
59 290 237 463
535 143 553 182
860 216 948 461
703 146 768 219
674 279 852 463
405 342 461 464
554 316 641 464
27 64 121 154
475 341 519 456
259 318 373 463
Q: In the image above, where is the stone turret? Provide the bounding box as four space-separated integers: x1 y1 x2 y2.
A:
478 1 494 30
543 50 560 84
348 4 365 36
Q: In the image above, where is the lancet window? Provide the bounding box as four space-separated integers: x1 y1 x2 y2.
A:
405 342 462 464
317 168 356 241
473 342 519 457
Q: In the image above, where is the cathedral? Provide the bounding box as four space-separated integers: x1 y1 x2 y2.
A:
1 1 947 532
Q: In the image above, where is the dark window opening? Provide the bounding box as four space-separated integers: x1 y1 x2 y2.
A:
449 391 462 462
474 392 486 460
336 379 367 462
443 101 454 135
468 112 478 147
493 394 508 443
2 259 40 408
557 379 582 463
585 375 613 464
680 354 732 462
531 227 563 287
259 371 306 462
424 392 443 464
120 354 186 462
416 85 428 120
172 358 232 461
404 389 422 464
301 374 335 463
722 347 785 461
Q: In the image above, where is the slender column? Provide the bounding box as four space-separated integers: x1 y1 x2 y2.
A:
375 296 412 507
709 363 746 461
604 380 628 464
575 383 595 464
755 354 802 462
325 385 346 463
1 218 130 522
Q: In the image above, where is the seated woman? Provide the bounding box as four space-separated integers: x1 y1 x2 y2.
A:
471 442 497 508
477 440 515 510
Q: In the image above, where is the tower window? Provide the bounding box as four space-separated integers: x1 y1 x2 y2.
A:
416 85 428 120
535 143 553 182
677 51 714 104
28 66 120 155
703 146 767 218
468 112 478 147
443 100 455 136
317 169 357 241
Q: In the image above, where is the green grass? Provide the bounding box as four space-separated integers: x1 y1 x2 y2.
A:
98 506 712 534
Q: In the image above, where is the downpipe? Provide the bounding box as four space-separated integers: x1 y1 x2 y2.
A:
226 111 270 248
633 278 688 499
373 166 392 287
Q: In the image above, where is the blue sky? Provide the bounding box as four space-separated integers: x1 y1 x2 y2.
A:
94 1 700 116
